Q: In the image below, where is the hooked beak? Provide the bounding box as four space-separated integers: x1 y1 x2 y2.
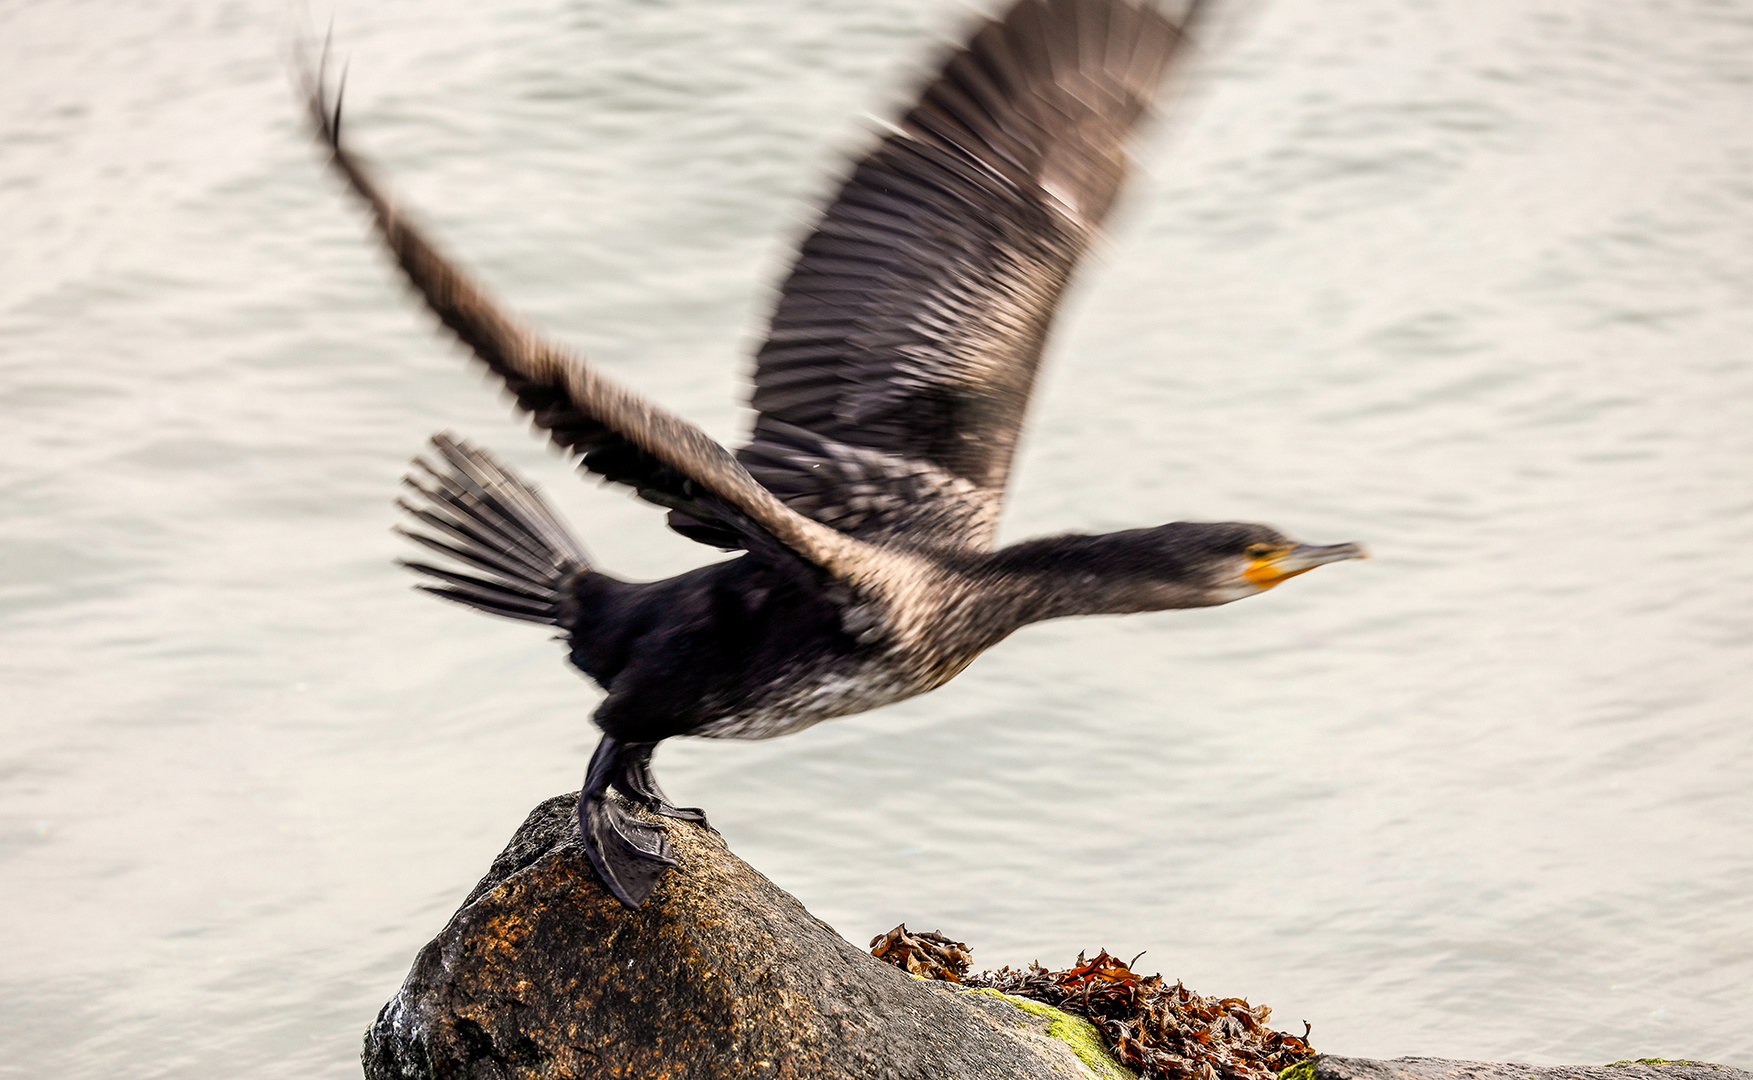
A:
1242 541 1368 591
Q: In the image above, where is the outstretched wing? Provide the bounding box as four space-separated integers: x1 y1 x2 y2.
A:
300 54 862 574
740 0 1201 550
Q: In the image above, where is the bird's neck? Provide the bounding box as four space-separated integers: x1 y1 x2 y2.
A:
956 532 1215 634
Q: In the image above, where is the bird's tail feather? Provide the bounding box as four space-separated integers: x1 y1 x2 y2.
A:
395 433 589 626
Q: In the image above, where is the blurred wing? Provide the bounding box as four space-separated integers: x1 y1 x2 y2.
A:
301 56 860 573
740 0 1201 550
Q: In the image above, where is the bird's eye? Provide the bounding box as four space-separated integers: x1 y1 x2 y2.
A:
1246 544 1275 560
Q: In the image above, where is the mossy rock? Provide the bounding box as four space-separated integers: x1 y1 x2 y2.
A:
956 987 1138 1080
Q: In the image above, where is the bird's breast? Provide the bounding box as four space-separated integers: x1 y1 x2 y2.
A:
688 650 931 741
687 558 1006 741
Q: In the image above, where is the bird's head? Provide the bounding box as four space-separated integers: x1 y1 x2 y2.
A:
1126 521 1368 608
999 521 1366 616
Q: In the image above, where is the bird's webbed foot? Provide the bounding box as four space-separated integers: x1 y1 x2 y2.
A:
576 737 696 908
613 743 708 825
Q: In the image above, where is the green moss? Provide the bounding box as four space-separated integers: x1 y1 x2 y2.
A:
1609 1061 1718 1069
964 987 1138 1080
1279 1060 1319 1080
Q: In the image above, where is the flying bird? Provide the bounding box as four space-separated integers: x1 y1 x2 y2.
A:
304 0 1364 908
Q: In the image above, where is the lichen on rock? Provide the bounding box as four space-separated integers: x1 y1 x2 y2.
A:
963 988 1140 1080
362 793 1130 1080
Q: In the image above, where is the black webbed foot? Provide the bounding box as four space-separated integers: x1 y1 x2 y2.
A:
576 736 690 908
578 787 677 908
613 743 708 825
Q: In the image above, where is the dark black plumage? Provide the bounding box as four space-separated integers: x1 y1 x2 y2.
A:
305 0 1365 908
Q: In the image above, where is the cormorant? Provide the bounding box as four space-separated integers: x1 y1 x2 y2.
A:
304 0 1365 908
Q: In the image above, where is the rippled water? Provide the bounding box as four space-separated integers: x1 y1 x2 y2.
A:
3 0 1751 1075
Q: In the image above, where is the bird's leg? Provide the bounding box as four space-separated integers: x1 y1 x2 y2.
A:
612 742 708 825
576 736 678 908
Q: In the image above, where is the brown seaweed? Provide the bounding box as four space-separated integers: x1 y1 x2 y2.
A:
871 928 1313 1080
868 923 974 982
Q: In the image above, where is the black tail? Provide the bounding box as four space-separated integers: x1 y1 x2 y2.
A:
395 433 590 626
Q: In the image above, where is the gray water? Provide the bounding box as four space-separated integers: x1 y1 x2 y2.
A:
4 0 1751 1075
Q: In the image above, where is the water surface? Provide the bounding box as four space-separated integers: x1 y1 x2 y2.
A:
3 0 1751 1075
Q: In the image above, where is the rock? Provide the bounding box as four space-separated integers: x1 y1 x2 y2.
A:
1303 1059 1753 1080
362 795 1751 1080
362 793 1133 1080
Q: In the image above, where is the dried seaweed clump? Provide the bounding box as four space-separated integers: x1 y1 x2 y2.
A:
871 930 1313 1080
966 951 1313 1080
868 924 973 982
